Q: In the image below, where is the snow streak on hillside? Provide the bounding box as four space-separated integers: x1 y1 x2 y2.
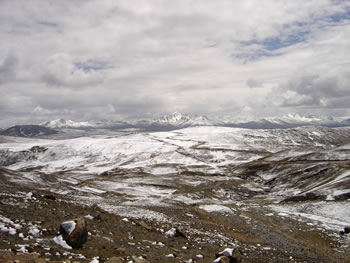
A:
0 126 350 243
1 126 349 175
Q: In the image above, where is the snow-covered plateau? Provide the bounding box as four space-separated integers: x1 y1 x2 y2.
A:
0 125 350 262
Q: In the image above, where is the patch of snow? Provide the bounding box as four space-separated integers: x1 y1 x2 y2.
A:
25 192 33 200
199 204 234 214
8 227 16 235
90 257 99 263
165 228 177 238
53 235 72 249
16 244 28 253
278 212 289 217
99 204 170 222
29 225 40 236
270 201 350 231
217 248 234 257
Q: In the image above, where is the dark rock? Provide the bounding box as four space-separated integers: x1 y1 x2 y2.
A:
43 194 56 200
59 218 88 249
340 230 345 236
30 146 48 153
281 192 326 203
344 226 350 234
334 192 350 201
93 214 101 220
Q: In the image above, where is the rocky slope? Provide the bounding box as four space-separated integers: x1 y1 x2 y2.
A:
0 126 350 262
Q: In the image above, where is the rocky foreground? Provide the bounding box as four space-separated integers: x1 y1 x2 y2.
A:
0 175 350 263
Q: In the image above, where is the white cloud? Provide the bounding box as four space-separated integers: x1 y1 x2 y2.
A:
0 52 19 84
0 0 350 124
42 53 105 87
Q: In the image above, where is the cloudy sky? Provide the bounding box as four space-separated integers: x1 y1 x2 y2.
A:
1 0 350 126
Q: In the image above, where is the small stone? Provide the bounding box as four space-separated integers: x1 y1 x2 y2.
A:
43 194 56 200
344 226 350 234
115 248 127 254
340 230 345 236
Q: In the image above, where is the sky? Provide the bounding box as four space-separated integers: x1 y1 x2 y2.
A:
1 0 350 126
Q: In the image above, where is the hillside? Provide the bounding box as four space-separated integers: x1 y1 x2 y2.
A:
0 126 350 262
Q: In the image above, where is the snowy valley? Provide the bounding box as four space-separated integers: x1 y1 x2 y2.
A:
0 125 350 262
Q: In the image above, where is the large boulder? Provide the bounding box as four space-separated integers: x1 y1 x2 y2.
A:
59 218 88 249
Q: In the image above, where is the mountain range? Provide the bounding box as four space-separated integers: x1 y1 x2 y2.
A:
1 112 350 137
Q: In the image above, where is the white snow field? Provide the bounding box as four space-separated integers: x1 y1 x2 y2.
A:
1 125 350 241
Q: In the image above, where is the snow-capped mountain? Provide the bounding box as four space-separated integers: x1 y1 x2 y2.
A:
41 119 93 129
265 113 340 126
155 111 217 127
279 113 323 123
18 112 350 137
224 113 349 129
131 112 218 131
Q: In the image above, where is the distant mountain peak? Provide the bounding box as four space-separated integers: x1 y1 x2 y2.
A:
156 112 212 126
41 119 92 129
281 113 322 123
158 112 189 123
